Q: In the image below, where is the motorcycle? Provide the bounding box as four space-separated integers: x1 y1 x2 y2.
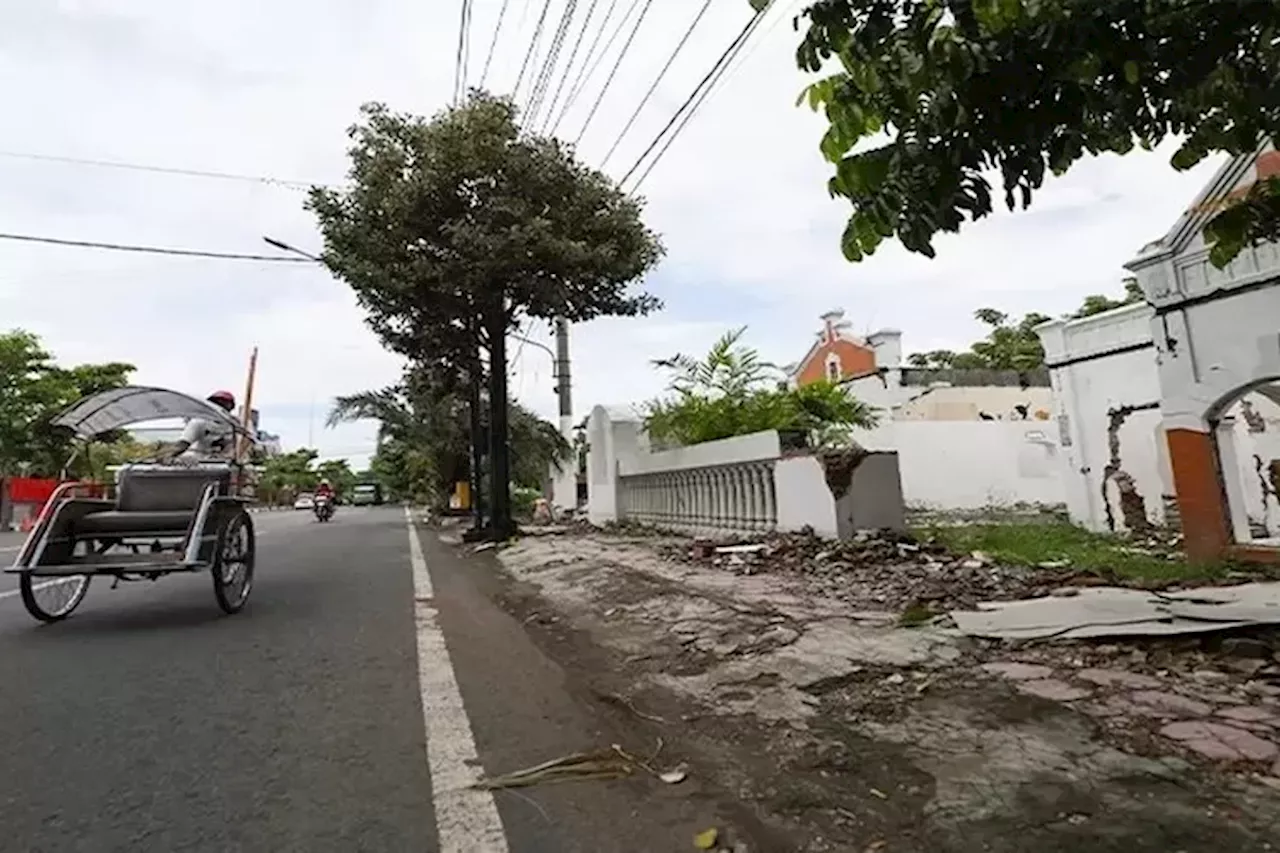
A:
314 494 334 522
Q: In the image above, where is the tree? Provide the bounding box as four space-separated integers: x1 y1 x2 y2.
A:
0 330 134 478
309 93 664 538
786 0 1280 268
1070 276 1144 319
315 459 357 496
645 327 878 447
256 449 320 505
906 279 1144 369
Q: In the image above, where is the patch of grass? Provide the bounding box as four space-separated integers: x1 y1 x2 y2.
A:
914 521 1233 584
897 604 935 627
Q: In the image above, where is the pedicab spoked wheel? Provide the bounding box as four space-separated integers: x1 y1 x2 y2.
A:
20 543 92 623
211 509 255 615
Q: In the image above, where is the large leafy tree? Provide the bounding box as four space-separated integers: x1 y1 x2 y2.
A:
645 327 878 447
309 93 663 538
783 0 1280 267
0 330 134 478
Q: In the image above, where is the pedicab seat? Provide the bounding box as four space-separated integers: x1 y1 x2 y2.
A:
74 464 233 536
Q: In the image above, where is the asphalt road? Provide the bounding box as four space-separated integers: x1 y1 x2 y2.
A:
0 507 704 853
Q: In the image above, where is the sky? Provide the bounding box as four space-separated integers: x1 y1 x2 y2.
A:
0 0 1226 470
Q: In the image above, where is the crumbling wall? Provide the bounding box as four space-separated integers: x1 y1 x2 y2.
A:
1222 391 1280 540
1101 402 1160 534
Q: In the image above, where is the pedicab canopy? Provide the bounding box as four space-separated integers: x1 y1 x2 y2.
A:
51 386 255 440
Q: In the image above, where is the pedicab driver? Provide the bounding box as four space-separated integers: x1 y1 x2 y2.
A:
159 390 237 464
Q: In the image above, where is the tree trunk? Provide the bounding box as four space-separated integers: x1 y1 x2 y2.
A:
467 363 485 532
484 298 514 539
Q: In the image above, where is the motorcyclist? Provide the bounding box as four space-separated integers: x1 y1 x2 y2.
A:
315 478 335 503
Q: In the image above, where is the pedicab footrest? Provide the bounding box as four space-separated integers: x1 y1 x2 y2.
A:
14 554 207 576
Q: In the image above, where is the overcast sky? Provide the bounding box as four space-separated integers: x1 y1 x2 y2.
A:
0 0 1224 469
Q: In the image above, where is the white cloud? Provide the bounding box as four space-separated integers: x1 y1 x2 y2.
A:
0 0 1228 469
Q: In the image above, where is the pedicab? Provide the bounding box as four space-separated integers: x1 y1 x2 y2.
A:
4 386 258 623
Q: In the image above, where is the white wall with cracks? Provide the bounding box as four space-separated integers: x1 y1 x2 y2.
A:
1039 302 1280 540
1038 304 1173 534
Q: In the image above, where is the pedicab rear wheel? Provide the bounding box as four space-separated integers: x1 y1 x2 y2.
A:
211 509 255 615
20 573 91 623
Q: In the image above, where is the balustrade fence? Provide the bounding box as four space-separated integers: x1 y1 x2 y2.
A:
618 460 777 534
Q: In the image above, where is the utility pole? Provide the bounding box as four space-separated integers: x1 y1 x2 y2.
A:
552 317 576 510
467 358 486 535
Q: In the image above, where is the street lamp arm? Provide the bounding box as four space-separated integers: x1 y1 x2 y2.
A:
262 235 323 263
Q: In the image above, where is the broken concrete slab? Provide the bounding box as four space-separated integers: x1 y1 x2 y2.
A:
1016 679 1092 702
1077 668 1163 689
1159 720 1280 762
949 582 1280 640
981 661 1054 680
1217 705 1279 724
1129 690 1213 717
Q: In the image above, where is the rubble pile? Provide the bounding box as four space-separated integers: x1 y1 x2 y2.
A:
666 528 1094 613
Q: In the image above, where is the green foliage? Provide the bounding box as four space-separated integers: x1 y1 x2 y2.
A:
789 0 1280 267
308 94 664 345
328 366 571 505
315 458 357 495
922 521 1229 584
906 279 1144 369
256 449 322 504
1069 276 1145 319
645 327 878 447
512 486 542 518
0 329 134 477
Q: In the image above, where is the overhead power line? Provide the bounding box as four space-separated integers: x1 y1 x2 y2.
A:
537 0 601 134
514 0 554 105
454 0 475 103
547 0 626 135
599 0 713 168
710 0 803 101
573 0 656 146
620 5 769 191
0 150 323 190
478 0 513 88
525 0 580 126
0 232 316 262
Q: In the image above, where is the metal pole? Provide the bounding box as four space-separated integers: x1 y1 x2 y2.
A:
551 317 577 512
554 317 571 430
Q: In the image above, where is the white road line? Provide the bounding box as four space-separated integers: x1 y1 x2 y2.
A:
405 507 509 852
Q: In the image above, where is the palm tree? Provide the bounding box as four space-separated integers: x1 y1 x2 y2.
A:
328 368 571 505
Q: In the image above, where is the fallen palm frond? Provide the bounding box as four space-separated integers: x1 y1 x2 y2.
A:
471 740 674 791
471 748 634 790
592 687 670 724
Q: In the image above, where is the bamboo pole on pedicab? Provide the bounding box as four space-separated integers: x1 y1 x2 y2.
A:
236 347 259 465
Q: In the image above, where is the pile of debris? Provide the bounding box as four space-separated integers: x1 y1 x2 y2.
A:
667 528 1096 613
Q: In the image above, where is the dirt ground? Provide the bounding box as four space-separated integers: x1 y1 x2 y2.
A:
464 526 1280 852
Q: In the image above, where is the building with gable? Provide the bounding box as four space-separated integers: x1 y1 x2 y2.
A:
788 310 1053 423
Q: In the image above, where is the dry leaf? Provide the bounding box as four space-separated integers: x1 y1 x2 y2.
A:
660 769 688 784
694 827 719 849
869 787 888 799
